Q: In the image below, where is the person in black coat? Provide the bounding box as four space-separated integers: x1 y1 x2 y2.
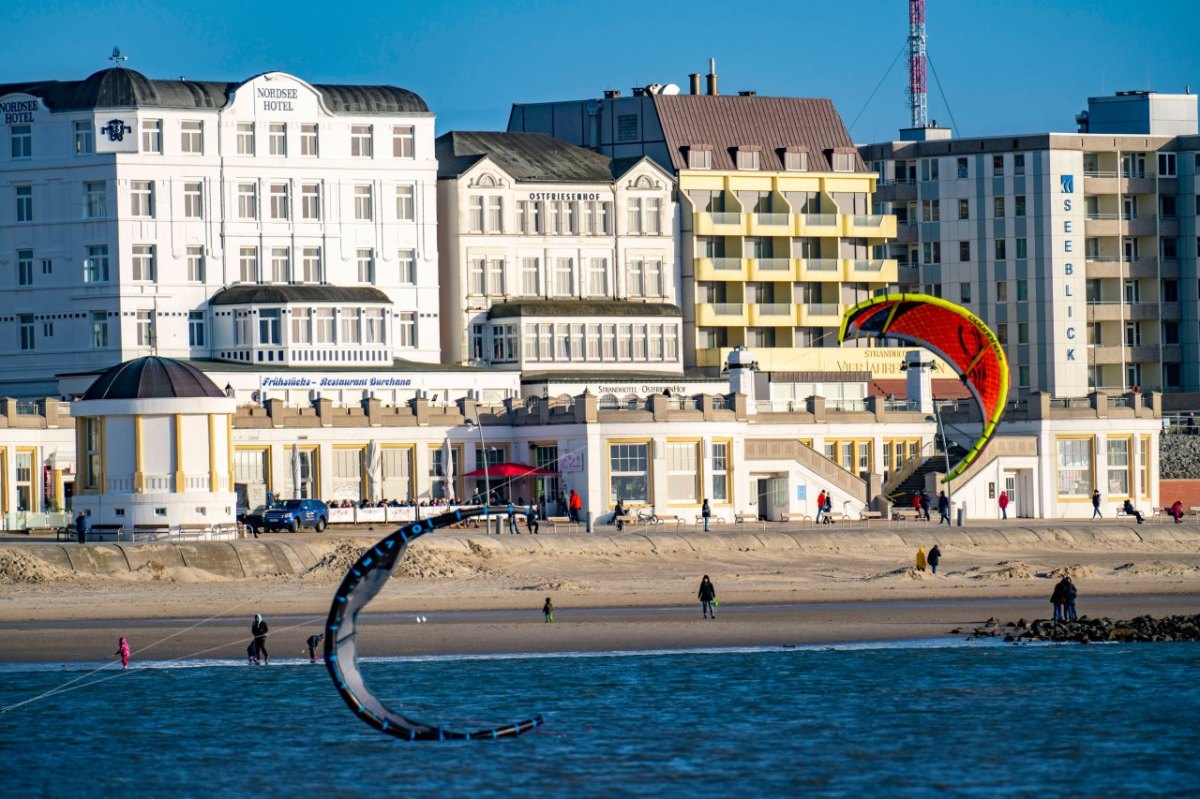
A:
698 575 717 619
919 491 932 521
927 544 942 574
1063 577 1079 621
1050 578 1067 621
701 498 712 532
251 614 269 665
1122 499 1144 524
937 492 951 525
75 511 88 544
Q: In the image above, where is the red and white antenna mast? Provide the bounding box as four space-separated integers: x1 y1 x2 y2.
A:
907 0 928 128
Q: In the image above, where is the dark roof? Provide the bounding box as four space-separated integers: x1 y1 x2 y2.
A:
0 68 427 114
651 95 866 172
209 285 392 306
488 300 682 319
82 357 225 401
437 131 618 182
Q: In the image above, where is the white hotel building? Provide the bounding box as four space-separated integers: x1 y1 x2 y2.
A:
435 131 681 379
0 67 443 397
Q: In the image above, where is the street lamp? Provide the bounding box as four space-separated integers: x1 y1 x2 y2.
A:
464 417 489 508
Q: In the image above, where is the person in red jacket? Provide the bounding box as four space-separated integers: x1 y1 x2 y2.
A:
568 490 583 523
998 490 1010 519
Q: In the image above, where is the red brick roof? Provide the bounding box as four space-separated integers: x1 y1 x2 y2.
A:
651 95 867 173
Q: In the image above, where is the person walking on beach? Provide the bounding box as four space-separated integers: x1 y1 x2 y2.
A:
1092 489 1102 519
1050 578 1067 621
113 636 130 669
698 575 717 619
916 546 927 572
822 493 834 524
569 490 583 523
816 490 826 524
526 503 539 534
928 544 941 575
937 491 951 525
701 498 712 532
998 490 1009 520
613 498 625 532
542 597 554 623
1063 576 1079 621
920 490 932 522
251 614 269 665
305 633 324 663
506 501 520 534
75 511 88 545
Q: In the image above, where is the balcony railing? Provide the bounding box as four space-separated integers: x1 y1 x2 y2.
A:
755 303 793 317
850 214 888 227
713 303 745 316
804 303 840 316
802 213 837 226
709 257 743 271
803 258 840 272
1084 169 1118 178
850 259 886 273
754 258 792 271
754 212 791 226
1085 212 1119 220
707 212 742 225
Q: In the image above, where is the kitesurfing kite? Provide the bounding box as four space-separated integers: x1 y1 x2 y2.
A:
839 293 1010 481
324 507 543 740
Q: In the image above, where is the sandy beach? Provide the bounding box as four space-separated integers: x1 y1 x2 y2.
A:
2 521 1199 663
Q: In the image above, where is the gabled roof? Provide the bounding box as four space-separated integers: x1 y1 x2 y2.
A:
651 95 866 172
209 285 392 306
437 131 619 182
0 68 428 114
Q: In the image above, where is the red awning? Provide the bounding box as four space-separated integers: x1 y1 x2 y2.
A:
462 462 557 478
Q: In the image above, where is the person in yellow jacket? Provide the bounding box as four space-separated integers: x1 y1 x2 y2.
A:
916 546 927 572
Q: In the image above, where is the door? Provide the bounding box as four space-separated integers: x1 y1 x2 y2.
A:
755 477 770 521
1004 473 1018 517
298 450 316 499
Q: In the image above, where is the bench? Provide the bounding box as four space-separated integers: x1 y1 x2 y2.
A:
734 513 760 524
132 524 171 541
694 515 726 527
859 511 884 525
779 513 811 526
891 509 922 523
654 514 685 529
545 516 578 533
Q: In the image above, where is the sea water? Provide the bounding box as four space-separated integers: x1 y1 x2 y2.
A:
1 641 1198 798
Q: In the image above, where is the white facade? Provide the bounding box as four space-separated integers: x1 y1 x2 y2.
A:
436 134 681 371
0 69 440 397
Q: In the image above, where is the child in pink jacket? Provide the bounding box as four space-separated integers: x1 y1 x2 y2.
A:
113 636 130 669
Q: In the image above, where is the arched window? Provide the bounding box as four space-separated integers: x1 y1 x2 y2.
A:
477 174 497 187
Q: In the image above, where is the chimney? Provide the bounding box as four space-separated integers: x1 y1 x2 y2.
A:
632 87 646 97
706 57 718 96
689 73 701 95
603 89 621 99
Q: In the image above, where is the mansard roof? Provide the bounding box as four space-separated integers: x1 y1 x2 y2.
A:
0 68 428 114
209 285 393 306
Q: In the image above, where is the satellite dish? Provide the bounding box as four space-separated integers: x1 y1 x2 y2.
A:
662 83 681 95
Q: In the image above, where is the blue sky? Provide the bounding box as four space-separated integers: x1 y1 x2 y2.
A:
7 0 1199 142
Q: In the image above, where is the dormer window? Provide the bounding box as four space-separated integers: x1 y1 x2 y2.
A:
783 146 808 172
687 145 713 170
735 146 761 171
832 150 856 172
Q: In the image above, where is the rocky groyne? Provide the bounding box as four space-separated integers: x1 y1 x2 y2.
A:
961 614 1200 643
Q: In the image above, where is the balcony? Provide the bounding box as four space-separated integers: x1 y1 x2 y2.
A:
748 303 795 326
1083 214 1121 236
898 265 919 286
1129 345 1160 361
796 302 843 327
796 258 843 282
696 302 748 327
894 222 918 244
694 211 745 236
797 213 840 236
1086 302 1124 322
843 214 897 239
1083 171 1119 194
695 257 746 281
844 259 898 283
748 212 795 235
747 258 795 281
1163 344 1182 362
1091 345 1123 364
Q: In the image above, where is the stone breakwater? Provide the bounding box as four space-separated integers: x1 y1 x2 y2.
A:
961 614 1200 643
